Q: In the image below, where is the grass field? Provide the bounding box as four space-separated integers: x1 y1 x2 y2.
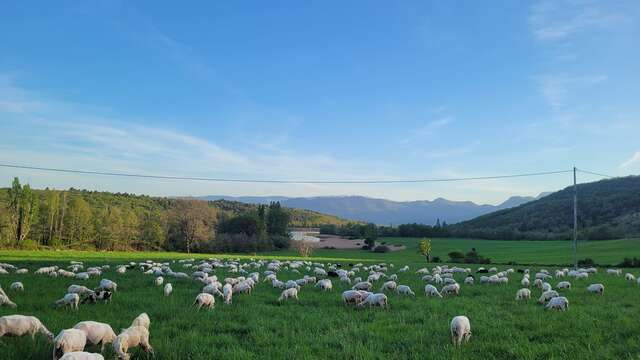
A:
1 240 639 359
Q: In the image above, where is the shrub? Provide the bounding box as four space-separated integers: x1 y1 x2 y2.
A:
617 257 640 267
373 245 391 253
448 251 465 263
578 258 596 267
432 256 441 263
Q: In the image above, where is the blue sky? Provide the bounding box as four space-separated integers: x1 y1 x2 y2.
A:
1 1 639 204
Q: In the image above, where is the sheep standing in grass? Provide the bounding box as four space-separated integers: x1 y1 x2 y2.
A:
223 284 233 305
537 290 559 304
379 281 397 292
73 321 117 352
155 276 163 286
521 277 530 287
357 293 388 309
425 284 442 298
587 283 605 295
59 352 105 360
342 290 364 305
193 293 215 310
130 313 150 330
625 273 635 282
515 288 531 301
441 283 460 297
546 296 569 311
557 281 571 290
352 281 372 291
164 283 173 296
315 279 333 292
464 276 474 285
396 285 415 296
0 315 53 340
278 288 299 302
54 329 87 360
98 279 117 292
0 293 17 308
55 293 80 310
113 326 153 360
10 282 24 291
68 285 92 295
450 316 471 346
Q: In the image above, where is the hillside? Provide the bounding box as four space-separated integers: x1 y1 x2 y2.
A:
451 176 640 240
200 194 548 225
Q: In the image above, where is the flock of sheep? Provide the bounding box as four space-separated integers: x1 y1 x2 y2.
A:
0 259 638 358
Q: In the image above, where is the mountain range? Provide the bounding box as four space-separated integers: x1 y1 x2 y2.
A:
197 193 551 225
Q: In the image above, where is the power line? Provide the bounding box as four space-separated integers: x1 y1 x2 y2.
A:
576 168 616 179
0 163 574 184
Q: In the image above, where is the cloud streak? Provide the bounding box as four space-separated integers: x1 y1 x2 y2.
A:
620 151 640 169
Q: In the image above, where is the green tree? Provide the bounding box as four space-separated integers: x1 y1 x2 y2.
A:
65 196 92 246
266 202 290 236
418 238 432 262
8 178 39 246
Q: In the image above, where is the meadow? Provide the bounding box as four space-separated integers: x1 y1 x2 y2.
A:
1 238 639 359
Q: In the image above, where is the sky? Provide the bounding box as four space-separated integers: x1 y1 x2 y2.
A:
1 1 639 205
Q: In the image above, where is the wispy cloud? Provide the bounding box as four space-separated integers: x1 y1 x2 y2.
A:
536 74 607 109
400 115 453 144
620 151 640 168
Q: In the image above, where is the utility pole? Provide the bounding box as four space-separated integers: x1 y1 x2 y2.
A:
573 166 578 269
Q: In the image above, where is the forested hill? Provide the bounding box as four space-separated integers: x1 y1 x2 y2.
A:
450 176 640 240
0 180 352 252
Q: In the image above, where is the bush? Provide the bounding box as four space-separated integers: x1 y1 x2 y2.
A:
373 245 391 253
271 235 291 250
617 257 640 267
432 256 441 263
448 251 465 263
578 258 596 267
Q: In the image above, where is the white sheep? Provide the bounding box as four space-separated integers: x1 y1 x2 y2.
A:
68 285 92 295
625 273 635 282
425 284 442 298
0 293 17 308
545 296 569 311
130 313 150 330
357 293 388 309
10 282 24 291
556 281 571 289
315 279 333 291
515 288 531 301
73 321 117 352
450 316 471 346
163 283 173 296
55 293 80 310
155 276 164 286
232 282 252 294
396 285 415 296
441 283 460 297
59 352 105 360
542 282 552 292
521 277 530 287
464 276 474 285
606 269 621 276
379 281 397 292
0 315 53 340
98 279 117 292
278 288 299 302
342 290 364 305
223 283 233 304
193 293 215 310
352 281 372 291
54 329 87 360
113 326 153 360
537 290 559 304
587 283 605 295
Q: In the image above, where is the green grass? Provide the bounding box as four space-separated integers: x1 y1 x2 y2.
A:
1 240 639 359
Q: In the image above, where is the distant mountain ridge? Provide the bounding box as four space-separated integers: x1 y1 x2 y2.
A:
197 193 550 225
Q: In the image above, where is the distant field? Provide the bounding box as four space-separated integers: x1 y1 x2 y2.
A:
2 237 639 266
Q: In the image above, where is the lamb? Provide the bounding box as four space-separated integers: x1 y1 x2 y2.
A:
441 283 460 297
54 329 87 360
556 281 571 289
537 290 559 304
130 313 150 330
164 283 173 296
10 282 24 291
606 269 621 276
0 315 54 340
545 296 569 311
193 293 215 310
515 288 531 301
73 321 117 352
278 288 299 302
425 284 443 298
55 293 80 310
396 285 415 296
379 281 397 292
113 326 153 360
155 276 164 286
587 283 605 295
315 279 333 291
98 279 117 292
223 283 233 304
59 352 105 360
450 316 471 346
357 293 388 309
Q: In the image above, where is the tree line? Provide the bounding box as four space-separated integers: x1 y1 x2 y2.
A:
0 178 291 253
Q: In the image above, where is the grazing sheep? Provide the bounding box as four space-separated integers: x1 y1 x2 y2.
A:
357 293 388 309
546 296 569 311
556 281 571 290
113 326 153 360
625 273 636 282
425 284 443 298
98 279 117 292
342 290 365 305
521 278 530 287
278 288 299 302
379 281 397 292
537 290 559 304
441 283 460 297
193 293 215 310
223 283 233 305
163 283 173 296
464 276 474 285
352 281 372 291
130 313 150 330
587 283 605 295
606 269 621 276
73 321 116 352
0 293 17 308
54 329 87 360
396 285 415 296
542 282 552 292
515 288 531 301
68 285 92 295
0 315 53 340
10 282 24 291
450 316 471 346
55 293 80 310
315 279 333 292
59 352 104 360
155 277 163 286
232 282 252 294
